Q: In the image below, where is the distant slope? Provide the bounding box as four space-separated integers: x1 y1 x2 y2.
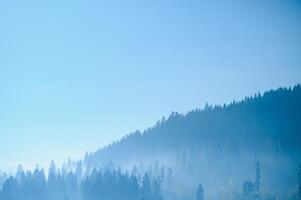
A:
83 85 301 197
85 85 301 163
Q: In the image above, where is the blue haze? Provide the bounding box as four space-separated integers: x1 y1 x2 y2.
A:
0 0 301 171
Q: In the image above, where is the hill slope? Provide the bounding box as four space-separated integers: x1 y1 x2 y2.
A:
84 85 301 199
86 85 301 161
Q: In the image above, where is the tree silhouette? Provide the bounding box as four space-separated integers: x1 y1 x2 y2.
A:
299 164 301 200
254 160 261 194
196 184 204 200
141 172 151 200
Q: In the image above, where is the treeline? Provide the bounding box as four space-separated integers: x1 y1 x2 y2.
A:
1 85 300 200
0 161 163 200
0 156 299 200
81 85 301 199
86 85 301 165
196 161 301 200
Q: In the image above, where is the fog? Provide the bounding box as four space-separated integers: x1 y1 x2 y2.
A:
0 85 300 200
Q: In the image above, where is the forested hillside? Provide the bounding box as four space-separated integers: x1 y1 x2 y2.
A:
1 85 301 200
83 85 301 199
87 85 301 161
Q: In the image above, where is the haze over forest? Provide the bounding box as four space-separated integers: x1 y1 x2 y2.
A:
1 0 301 171
1 0 301 199
1 85 301 200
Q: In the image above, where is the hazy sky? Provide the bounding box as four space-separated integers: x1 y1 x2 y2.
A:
0 0 300 171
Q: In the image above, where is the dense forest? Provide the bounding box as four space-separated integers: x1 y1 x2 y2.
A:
0 161 163 200
1 85 301 200
83 85 301 199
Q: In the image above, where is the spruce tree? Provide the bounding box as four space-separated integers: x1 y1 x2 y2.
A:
298 164 301 200
141 172 151 200
196 184 204 200
255 160 261 194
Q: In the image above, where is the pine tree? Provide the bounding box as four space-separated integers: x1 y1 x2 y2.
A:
196 184 204 200
152 178 162 200
141 172 151 200
255 160 261 194
298 164 301 200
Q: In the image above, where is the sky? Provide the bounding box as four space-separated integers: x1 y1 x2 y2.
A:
0 0 301 172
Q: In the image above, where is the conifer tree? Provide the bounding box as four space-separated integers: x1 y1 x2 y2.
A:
298 164 301 200
196 184 204 200
254 160 261 194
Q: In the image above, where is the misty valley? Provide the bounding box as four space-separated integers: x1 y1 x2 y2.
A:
0 85 300 200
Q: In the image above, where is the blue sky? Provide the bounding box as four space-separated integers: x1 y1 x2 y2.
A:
0 0 301 171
